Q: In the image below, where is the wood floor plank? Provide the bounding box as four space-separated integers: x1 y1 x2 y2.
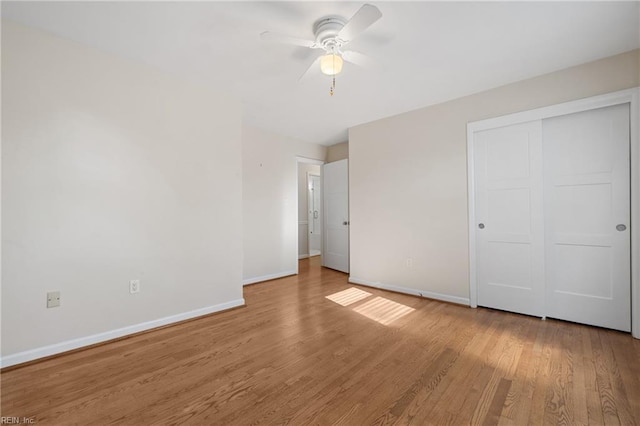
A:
606 331 640 422
483 378 512 426
2 257 639 425
598 330 638 426
567 325 588 426
590 330 623 425
498 317 539 426
581 326 606 426
435 314 503 424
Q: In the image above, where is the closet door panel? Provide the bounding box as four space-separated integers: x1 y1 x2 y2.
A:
543 104 631 331
475 121 545 317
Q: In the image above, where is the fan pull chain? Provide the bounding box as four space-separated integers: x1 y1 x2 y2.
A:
330 76 335 96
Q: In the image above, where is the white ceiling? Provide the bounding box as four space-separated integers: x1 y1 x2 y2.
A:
3 1 639 146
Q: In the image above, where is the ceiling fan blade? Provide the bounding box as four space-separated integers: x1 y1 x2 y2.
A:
338 4 382 43
299 55 322 81
260 31 317 48
342 50 370 67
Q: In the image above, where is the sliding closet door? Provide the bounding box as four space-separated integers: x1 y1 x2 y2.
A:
543 104 631 331
475 121 545 317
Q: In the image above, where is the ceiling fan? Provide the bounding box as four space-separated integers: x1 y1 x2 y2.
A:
260 3 383 95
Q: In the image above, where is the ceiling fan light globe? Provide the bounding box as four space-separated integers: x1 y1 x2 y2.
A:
320 54 343 76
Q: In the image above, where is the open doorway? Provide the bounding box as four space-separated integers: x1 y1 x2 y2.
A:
297 158 323 261
307 173 322 257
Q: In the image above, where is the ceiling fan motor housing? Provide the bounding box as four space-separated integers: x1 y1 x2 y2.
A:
313 16 346 52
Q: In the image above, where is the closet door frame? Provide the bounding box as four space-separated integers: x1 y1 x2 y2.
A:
467 87 640 339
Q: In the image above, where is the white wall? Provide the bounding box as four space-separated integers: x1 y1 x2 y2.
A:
242 127 326 284
1 22 243 364
297 163 321 258
349 49 640 303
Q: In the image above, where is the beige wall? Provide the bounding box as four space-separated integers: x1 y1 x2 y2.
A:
326 142 349 163
242 127 326 284
349 49 640 302
2 22 243 363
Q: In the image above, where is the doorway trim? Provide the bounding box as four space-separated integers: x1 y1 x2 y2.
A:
466 87 640 338
307 172 322 258
296 156 325 274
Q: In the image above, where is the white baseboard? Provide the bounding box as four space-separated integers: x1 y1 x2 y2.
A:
348 276 470 306
0 298 245 368
299 252 320 259
242 270 296 286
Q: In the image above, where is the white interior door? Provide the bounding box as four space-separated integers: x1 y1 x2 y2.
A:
322 159 349 273
543 104 631 331
475 121 545 317
308 174 321 256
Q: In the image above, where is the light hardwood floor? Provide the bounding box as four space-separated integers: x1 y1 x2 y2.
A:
2 257 639 425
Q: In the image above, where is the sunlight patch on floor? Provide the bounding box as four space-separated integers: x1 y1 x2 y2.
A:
325 287 372 306
352 296 415 325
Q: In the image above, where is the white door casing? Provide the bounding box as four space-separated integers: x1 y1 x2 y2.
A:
474 121 545 317
322 159 349 273
543 104 631 331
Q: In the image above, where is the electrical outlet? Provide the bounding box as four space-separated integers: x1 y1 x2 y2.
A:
47 291 61 308
129 279 140 294
405 258 413 268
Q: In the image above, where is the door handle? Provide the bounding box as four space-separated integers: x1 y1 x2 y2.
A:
343 221 350 225
478 223 485 229
616 224 627 231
